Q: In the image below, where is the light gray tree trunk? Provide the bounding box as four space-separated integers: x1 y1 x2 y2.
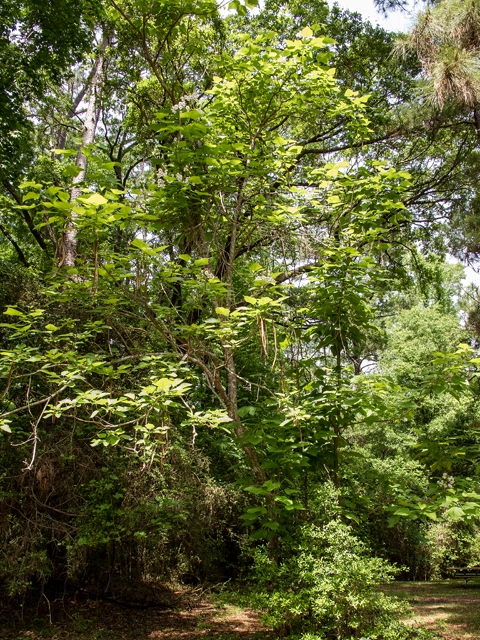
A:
55 78 91 152
62 34 109 268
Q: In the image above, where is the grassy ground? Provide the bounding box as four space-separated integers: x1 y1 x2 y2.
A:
383 579 480 640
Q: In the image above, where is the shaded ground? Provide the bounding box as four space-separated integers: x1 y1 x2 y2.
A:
4 579 480 639
383 579 480 640
0 588 271 640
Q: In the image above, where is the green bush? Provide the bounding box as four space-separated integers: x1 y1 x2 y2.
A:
427 519 480 578
247 519 412 639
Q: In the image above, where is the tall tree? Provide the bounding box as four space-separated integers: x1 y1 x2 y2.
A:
0 0 98 179
64 32 110 268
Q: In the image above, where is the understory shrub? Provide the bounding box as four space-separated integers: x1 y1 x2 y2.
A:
0 438 251 601
247 519 412 639
427 519 480 578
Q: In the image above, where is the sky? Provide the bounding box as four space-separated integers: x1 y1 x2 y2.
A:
238 0 415 31
327 0 413 32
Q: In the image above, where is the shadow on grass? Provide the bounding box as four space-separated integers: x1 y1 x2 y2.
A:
382 580 480 639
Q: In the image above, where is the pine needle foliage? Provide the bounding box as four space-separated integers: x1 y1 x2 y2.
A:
395 0 480 108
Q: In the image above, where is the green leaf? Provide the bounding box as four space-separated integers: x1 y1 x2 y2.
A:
215 307 230 316
63 165 82 177
229 0 247 15
100 162 121 170
4 308 24 316
194 258 209 266
237 406 256 417
83 193 108 206
53 149 77 157
153 378 173 390
179 110 201 120
22 192 40 201
245 486 268 495
45 324 58 331
300 26 313 38
131 238 149 249
264 480 281 491
446 506 465 520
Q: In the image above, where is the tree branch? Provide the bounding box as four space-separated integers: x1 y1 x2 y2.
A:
0 385 69 419
275 262 320 284
0 222 30 267
2 180 50 253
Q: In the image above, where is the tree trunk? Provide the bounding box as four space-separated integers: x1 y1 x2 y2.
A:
62 34 109 268
55 80 91 152
334 346 341 488
221 181 267 485
223 345 268 484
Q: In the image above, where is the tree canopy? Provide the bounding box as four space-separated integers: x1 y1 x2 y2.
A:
2 0 480 637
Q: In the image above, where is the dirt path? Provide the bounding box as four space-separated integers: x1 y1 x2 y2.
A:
383 580 480 640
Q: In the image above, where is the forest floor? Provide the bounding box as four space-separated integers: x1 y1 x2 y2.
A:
383 579 480 639
0 587 272 640
3 580 480 640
